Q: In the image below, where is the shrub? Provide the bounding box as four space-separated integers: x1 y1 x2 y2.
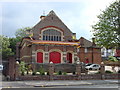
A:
95 71 100 74
63 72 67 75
57 71 62 75
47 72 49 75
32 71 36 75
105 70 113 73
73 72 76 75
41 72 45 75
108 56 118 62
21 72 24 76
39 66 45 75
19 61 28 75
118 70 120 73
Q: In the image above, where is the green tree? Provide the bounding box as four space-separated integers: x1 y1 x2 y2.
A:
9 27 31 54
9 37 20 54
15 27 31 41
92 0 120 49
0 35 14 59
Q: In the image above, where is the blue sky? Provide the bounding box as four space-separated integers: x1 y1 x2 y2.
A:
0 0 114 40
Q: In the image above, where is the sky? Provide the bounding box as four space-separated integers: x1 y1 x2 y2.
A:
0 0 115 40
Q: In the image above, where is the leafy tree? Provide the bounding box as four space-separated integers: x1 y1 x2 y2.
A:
92 0 120 49
0 27 31 59
0 35 14 59
15 27 31 41
9 27 32 54
9 37 20 54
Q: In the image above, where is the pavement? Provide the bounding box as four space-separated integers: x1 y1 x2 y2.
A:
25 80 119 87
2 80 119 88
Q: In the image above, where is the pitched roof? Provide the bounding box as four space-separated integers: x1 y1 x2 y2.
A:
47 10 56 16
79 37 100 48
79 37 93 47
32 10 73 40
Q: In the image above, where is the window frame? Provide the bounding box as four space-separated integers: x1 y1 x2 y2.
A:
42 29 63 41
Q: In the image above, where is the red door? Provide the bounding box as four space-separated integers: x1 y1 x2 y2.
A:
49 51 61 63
37 52 43 63
67 53 72 63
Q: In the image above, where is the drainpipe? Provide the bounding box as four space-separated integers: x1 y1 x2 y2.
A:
92 47 93 64
92 38 96 64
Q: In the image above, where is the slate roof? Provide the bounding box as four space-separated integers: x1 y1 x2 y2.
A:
79 37 100 48
32 10 73 40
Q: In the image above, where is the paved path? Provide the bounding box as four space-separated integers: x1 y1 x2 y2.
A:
2 80 119 88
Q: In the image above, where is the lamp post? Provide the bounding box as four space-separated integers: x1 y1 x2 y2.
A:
92 46 93 64
92 38 95 64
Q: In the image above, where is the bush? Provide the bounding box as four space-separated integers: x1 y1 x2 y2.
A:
21 72 24 76
73 72 76 75
47 72 49 75
95 71 100 74
108 56 118 62
118 70 120 73
105 70 113 73
41 72 45 75
57 71 62 75
32 71 36 75
39 66 45 75
63 72 67 75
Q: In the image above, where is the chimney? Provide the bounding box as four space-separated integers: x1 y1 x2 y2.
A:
80 37 84 46
40 15 46 20
92 38 96 46
72 33 76 40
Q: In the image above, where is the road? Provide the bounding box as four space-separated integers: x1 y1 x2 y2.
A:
48 83 118 88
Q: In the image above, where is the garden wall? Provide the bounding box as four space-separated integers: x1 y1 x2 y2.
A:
19 74 120 81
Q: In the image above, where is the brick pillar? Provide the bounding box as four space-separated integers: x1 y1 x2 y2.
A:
31 63 36 72
85 69 88 75
31 45 36 63
49 62 54 80
45 45 49 63
76 63 81 76
8 57 16 81
16 42 20 61
100 64 105 80
15 63 21 80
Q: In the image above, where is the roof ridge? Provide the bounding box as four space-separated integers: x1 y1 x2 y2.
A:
47 10 56 16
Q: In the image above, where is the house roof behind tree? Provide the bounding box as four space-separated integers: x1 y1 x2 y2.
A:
79 37 92 47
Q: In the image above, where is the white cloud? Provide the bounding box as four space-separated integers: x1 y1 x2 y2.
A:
0 0 85 2
1 0 115 40
0 4 2 35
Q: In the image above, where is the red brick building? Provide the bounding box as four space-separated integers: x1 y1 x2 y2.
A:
17 10 102 65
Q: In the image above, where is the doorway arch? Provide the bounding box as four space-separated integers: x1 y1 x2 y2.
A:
67 53 72 63
37 52 43 63
49 51 61 63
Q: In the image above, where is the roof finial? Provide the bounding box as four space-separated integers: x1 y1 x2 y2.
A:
40 10 46 20
48 10 56 15
43 10 45 16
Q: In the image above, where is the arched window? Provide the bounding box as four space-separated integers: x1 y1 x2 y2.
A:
42 29 62 41
37 52 43 63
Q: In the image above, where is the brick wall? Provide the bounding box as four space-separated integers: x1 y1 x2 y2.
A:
8 57 16 80
78 47 102 64
33 63 76 73
20 41 32 63
19 74 120 81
